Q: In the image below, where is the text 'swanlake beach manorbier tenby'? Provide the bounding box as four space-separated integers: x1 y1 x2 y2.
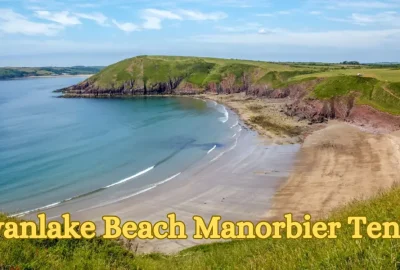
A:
1 0 400 268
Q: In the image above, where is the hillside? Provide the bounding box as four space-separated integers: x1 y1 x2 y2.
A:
59 55 341 95
2 186 400 269
60 55 400 130
0 66 104 80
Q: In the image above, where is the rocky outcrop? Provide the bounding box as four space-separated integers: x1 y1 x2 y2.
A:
58 76 189 97
284 93 400 132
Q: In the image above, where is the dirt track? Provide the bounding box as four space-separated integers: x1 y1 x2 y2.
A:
267 121 400 220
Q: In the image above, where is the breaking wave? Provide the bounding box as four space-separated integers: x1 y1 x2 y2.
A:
219 105 229 123
78 172 182 211
105 166 154 188
10 165 156 217
207 145 217 154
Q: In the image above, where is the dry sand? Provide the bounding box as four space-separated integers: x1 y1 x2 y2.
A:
267 120 400 220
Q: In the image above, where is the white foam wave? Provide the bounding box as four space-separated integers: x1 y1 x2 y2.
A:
105 166 154 188
78 172 181 212
9 201 62 218
10 166 156 217
232 133 237 138
207 145 217 154
217 105 229 123
230 121 239 129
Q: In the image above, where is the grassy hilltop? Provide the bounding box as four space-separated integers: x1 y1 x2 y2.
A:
64 55 400 115
2 187 400 269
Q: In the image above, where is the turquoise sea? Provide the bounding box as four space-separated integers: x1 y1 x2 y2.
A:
0 77 238 215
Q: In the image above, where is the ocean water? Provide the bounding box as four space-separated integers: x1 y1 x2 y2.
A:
0 77 238 215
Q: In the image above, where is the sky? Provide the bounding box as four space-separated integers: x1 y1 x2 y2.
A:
0 0 400 66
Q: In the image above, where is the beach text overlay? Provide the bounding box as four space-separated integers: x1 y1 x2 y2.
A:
1 213 399 240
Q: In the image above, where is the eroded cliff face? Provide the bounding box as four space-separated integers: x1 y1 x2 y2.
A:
60 76 400 133
59 76 194 97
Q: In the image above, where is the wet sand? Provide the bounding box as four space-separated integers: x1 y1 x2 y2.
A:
24 113 300 253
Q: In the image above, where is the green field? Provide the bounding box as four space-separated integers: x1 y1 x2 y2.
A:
2 186 400 269
0 66 104 80
291 68 400 82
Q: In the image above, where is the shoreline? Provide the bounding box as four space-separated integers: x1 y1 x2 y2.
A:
197 93 324 145
0 74 93 81
22 99 302 253
27 74 93 78
17 90 400 254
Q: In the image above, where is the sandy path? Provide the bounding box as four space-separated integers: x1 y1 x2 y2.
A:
267 121 400 220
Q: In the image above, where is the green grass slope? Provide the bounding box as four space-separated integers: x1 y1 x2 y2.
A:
85 55 321 90
80 56 400 115
2 186 400 269
311 76 400 115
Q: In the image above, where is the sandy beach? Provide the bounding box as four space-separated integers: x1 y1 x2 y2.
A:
21 93 400 254
268 120 400 220
24 105 300 253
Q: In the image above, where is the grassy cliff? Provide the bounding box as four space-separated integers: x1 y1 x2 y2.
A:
2 187 400 269
62 56 400 116
79 55 320 90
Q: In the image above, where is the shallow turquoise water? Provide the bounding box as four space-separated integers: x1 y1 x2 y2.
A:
0 77 236 214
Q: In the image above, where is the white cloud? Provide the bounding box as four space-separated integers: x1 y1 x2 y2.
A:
0 9 63 36
142 17 163 30
112 19 140 32
258 28 266 34
35 10 108 26
335 1 400 9
142 9 182 20
310 10 322 15
138 8 227 31
190 28 400 48
256 10 295 17
141 8 182 30
327 11 400 26
178 9 227 20
315 0 400 9
277 10 292 15
35 10 81 26
75 12 108 26
350 11 400 26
